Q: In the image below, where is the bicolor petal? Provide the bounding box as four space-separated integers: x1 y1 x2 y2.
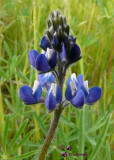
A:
52 33 59 47
32 80 42 101
46 48 57 69
38 73 55 89
85 87 102 105
71 89 85 108
60 43 67 63
28 49 39 67
45 91 57 112
65 81 77 101
77 74 83 88
35 54 50 72
19 80 42 105
50 83 62 103
19 86 36 104
40 36 51 51
81 81 89 97
66 73 77 86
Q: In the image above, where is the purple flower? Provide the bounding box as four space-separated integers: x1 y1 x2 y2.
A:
67 145 72 150
59 41 81 66
65 73 102 108
68 43 81 64
19 80 42 105
28 48 57 73
60 43 67 63
62 152 67 157
38 72 55 90
28 49 39 68
52 32 59 48
40 35 51 51
45 83 62 112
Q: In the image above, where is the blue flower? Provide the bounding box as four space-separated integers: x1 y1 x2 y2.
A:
60 43 67 63
45 83 62 112
54 39 81 66
19 80 42 105
28 49 39 68
52 32 59 48
68 42 81 65
35 54 50 72
40 36 51 51
38 72 55 90
65 73 102 108
28 48 57 73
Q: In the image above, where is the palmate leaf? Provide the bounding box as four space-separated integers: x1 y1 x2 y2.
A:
86 135 96 146
7 119 28 153
85 113 107 134
67 134 78 143
61 115 78 129
4 41 12 60
5 150 37 160
85 121 106 134
16 71 30 83
4 99 14 113
89 115 110 160
0 68 8 79
0 57 8 64
33 112 47 136
8 129 35 155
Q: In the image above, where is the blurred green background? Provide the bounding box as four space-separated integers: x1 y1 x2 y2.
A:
0 0 113 160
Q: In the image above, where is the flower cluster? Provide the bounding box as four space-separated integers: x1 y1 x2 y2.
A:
19 10 102 112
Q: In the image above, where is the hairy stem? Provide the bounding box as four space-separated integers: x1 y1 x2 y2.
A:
38 107 63 160
38 71 65 160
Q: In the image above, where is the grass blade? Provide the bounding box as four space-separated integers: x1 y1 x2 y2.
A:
58 121 68 147
89 116 110 160
106 140 111 160
4 99 14 113
78 109 84 160
6 150 37 159
7 119 28 153
33 112 47 135
3 115 10 153
9 129 35 155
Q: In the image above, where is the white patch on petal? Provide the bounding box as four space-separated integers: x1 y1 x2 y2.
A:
51 83 57 97
54 32 57 36
46 48 53 60
71 73 79 87
69 81 77 96
71 73 76 81
41 49 45 54
83 80 89 93
42 73 48 80
32 80 40 94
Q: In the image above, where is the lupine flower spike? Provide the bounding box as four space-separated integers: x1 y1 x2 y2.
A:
19 10 102 160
